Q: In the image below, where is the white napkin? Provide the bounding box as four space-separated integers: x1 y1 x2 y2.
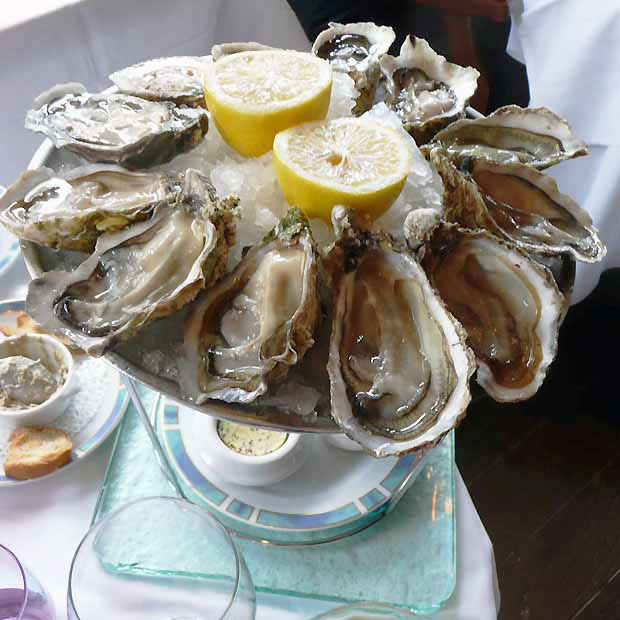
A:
508 0 620 303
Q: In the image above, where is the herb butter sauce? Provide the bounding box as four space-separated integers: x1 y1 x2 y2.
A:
217 421 288 456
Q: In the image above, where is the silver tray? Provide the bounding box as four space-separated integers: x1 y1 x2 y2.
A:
20 140 339 433
20 109 483 434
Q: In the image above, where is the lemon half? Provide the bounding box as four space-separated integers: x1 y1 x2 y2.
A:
273 118 413 220
204 50 332 157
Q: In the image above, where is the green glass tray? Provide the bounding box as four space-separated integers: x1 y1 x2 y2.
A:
93 385 456 615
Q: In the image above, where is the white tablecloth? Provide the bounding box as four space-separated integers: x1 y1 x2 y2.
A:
0 2 499 617
508 0 620 304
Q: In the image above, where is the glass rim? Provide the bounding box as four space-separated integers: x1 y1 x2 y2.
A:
0 543 28 620
67 495 243 620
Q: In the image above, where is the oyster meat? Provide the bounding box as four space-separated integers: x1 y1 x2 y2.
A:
381 36 479 144
179 208 321 405
327 208 474 457
421 225 565 402
0 165 178 251
26 171 237 355
109 56 212 107
25 84 209 169
429 105 588 169
313 22 395 115
429 148 605 263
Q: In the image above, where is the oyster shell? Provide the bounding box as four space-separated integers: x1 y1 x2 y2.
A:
26 171 237 355
179 208 321 404
327 208 474 457
380 36 479 144
421 224 565 402
0 165 178 252
109 56 212 107
403 207 442 250
211 42 275 61
429 105 588 169
531 251 576 302
429 148 605 263
25 84 209 169
313 22 395 115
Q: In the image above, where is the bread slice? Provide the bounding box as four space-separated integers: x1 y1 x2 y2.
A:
4 426 73 480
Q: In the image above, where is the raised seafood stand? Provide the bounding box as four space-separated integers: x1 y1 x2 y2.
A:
0 5 607 620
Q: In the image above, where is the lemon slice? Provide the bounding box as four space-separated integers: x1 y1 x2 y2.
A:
204 50 332 157
273 118 413 220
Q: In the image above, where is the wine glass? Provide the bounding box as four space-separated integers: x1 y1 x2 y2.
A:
0 544 55 620
67 497 255 620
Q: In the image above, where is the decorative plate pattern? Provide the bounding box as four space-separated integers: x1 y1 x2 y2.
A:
158 401 427 544
0 229 20 279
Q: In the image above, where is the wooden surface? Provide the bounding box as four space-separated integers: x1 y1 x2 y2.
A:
457 269 620 620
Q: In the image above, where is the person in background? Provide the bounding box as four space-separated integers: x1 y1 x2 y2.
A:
508 0 620 305
286 0 528 114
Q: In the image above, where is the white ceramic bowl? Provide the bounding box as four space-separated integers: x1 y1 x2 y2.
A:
197 416 309 487
0 333 75 426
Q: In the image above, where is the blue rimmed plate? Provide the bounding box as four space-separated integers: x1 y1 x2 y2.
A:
0 299 130 487
157 400 427 544
0 227 20 280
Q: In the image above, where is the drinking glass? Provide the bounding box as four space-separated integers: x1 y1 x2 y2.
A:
67 497 255 620
0 544 55 620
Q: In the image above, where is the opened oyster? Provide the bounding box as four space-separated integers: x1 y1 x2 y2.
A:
211 42 275 61
0 165 178 251
26 171 237 355
25 84 209 169
381 36 479 144
327 208 474 457
313 22 395 115
109 56 212 107
429 105 587 169
531 252 576 301
429 148 605 263
179 208 321 404
421 225 565 402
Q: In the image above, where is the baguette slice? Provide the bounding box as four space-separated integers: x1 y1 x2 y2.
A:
4 426 72 480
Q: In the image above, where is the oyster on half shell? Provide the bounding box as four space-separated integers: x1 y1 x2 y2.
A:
0 165 178 252
313 22 395 115
429 105 588 169
429 148 605 263
109 56 212 107
179 208 321 405
26 171 237 355
421 224 565 402
25 84 209 170
327 208 474 457
531 251 576 303
380 36 479 144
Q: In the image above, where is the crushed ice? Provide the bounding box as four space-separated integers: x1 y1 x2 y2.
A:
159 72 443 268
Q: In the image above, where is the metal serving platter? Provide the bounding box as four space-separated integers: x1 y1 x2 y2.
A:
21 139 340 433
20 108 483 435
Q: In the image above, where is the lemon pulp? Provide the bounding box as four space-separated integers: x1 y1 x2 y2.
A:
204 50 332 157
273 117 413 220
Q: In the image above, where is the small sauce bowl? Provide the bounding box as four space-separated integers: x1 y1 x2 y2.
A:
198 417 309 487
0 333 75 426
